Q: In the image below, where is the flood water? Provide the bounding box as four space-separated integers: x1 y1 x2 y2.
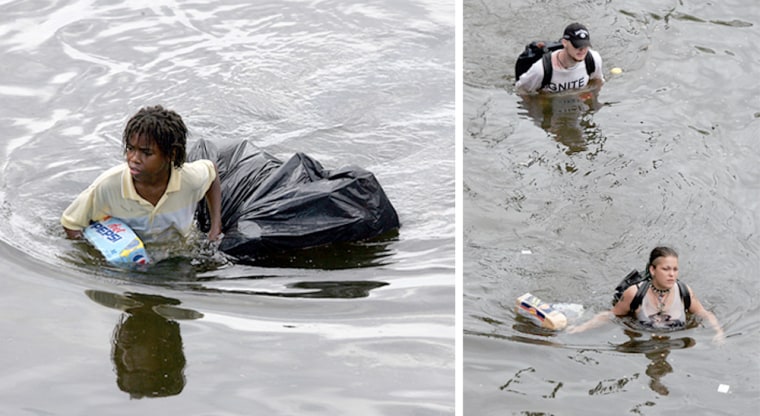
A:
0 1 455 414
464 0 759 415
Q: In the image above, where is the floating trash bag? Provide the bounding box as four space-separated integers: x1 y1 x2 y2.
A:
188 139 400 261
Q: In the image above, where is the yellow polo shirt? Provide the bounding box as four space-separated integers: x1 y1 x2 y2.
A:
61 160 216 243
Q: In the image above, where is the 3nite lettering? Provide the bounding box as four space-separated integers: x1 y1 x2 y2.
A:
547 77 587 92
92 222 123 242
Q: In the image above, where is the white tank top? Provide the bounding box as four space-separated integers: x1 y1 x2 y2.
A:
635 282 686 329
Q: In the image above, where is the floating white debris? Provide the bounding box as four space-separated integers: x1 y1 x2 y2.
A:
521 249 532 255
717 384 730 394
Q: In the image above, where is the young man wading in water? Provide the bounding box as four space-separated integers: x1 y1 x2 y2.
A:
62 105 222 244
516 23 605 94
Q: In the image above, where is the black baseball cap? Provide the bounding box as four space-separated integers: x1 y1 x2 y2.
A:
563 23 591 48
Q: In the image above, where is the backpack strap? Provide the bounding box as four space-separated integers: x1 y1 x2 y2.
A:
540 53 553 89
629 280 692 313
584 52 595 76
629 280 650 312
677 280 692 310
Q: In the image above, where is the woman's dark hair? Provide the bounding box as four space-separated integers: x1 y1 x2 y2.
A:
644 246 678 279
123 105 187 168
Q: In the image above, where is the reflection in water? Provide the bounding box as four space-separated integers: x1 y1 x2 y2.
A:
190 279 389 299
281 280 388 299
517 85 606 159
614 329 696 396
67 231 398 279
85 290 203 399
469 315 697 397
228 231 399 270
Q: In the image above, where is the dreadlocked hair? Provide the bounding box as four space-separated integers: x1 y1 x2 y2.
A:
122 105 187 168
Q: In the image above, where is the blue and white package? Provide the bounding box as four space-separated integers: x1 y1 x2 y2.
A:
83 217 150 266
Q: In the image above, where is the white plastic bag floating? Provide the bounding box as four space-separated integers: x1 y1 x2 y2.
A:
550 303 585 320
83 217 150 266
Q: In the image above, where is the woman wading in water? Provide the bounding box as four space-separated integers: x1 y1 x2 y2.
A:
568 247 725 344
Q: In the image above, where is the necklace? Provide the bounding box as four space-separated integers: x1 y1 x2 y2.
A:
559 51 571 69
651 285 670 295
559 50 578 69
652 284 670 312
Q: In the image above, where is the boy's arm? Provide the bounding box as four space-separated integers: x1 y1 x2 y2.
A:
204 165 223 241
61 187 96 239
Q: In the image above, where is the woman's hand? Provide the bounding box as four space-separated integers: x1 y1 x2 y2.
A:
565 325 582 334
565 311 612 334
712 328 726 346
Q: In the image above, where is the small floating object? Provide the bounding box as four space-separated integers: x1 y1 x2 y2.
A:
717 384 730 394
515 293 568 330
83 216 150 266
610 67 623 75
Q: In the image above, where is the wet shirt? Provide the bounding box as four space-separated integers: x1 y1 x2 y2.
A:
635 283 686 330
61 160 216 243
516 49 604 93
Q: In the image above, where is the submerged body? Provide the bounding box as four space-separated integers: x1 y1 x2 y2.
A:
62 105 222 245
635 279 686 330
516 48 604 94
515 23 605 94
62 160 218 244
568 247 724 344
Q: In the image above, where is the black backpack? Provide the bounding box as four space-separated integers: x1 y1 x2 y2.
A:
514 40 596 89
612 269 691 312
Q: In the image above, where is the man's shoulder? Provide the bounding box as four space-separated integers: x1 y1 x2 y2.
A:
588 49 603 64
515 58 547 92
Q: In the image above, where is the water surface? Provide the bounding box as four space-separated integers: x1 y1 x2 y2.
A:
464 0 759 414
0 1 455 414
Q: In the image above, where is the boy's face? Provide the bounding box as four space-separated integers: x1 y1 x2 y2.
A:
125 134 172 183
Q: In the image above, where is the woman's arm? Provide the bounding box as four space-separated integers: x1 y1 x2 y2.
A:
566 285 636 333
566 310 613 333
687 286 725 344
204 164 223 241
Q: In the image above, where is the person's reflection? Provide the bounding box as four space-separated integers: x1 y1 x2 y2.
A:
518 86 604 156
614 329 695 396
85 290 203 399
643 348 673 396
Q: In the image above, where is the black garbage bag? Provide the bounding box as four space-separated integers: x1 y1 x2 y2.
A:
188 139 400 260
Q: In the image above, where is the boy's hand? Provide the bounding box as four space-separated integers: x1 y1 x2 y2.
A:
64 227 83 240
207 225 223 242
